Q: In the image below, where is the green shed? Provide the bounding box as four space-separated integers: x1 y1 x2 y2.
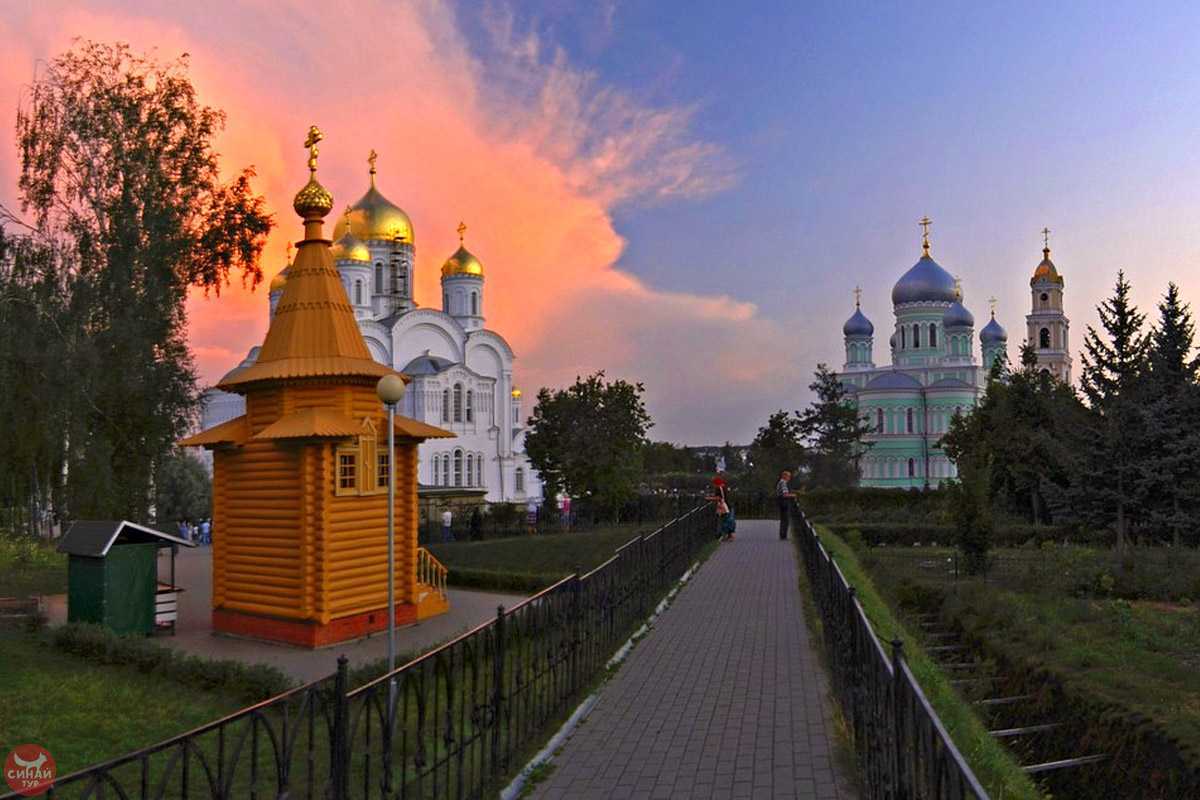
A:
59 520 194 635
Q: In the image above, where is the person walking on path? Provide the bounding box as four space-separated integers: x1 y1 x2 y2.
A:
441 508 454 542
708 471 735 541
777 469 794 540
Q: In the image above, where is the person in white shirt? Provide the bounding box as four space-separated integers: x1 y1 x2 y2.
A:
441 509 454 542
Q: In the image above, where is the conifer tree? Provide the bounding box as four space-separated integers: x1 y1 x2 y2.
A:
1074 271 1150 550
1140 284 1200 546
795 364 875 488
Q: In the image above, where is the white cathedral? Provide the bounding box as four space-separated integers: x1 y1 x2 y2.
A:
202 153 542 504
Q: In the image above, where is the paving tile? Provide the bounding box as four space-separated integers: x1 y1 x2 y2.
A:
530 521 857 799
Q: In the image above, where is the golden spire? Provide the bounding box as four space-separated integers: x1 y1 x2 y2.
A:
457 221 467 244
919 216 932 256
293 125 333 221
853 285 862 308
368 149 378 187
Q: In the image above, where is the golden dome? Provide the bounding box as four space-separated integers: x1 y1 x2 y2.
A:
331 152 413 243
269 267 289 292
331 231 370 263
441 221 484 278
293 125 334 220
1031 247 1064 286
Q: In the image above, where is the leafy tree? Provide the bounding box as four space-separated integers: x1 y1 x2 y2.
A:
1073 271 1150 550
642 441 703 475
944 454 994 575
746 410 805 490
154 451 212 524
795 364 874 488
6 41 272 521
525 372 653 520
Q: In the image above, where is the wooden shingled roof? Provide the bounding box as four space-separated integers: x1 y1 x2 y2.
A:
218 209 400 392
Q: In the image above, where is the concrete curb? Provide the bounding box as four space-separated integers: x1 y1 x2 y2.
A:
499 559 703 800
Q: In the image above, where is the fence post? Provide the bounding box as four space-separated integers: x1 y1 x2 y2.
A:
330 655 350 800
891 638 907 800
638 533 648 618
572 566 583 692
491 605 506 778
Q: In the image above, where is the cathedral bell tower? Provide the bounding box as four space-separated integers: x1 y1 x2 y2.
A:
1026 228 1071 382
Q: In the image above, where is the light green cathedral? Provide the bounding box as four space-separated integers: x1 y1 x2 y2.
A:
836 218 1009 489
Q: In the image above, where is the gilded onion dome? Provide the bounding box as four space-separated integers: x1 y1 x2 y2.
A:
1031 246 1063 286
269 267 289 292
332 150 413 243
331 208 370 262
441 222 484 278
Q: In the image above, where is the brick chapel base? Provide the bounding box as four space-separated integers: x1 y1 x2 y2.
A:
213 599 447 649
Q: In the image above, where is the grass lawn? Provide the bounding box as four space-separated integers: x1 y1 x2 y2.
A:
944 584 1200 754
811 526 1044 800
0 629 243 776
427 524 659 592
0 532 67 597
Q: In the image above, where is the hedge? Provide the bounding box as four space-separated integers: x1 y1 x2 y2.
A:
49 623 294 704
822 522 1090 548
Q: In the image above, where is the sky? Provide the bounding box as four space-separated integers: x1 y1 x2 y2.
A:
4 1 1200 444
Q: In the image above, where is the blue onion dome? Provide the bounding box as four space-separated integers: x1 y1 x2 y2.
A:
943 300 975 329
891 254 959 305
843 306 874 337
980 313 1007 344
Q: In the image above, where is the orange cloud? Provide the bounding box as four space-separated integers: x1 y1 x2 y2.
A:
0 0 790 442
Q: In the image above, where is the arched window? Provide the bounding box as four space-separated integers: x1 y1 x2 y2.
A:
466 390 474 423
912 324 921 348
907 458 915 478
442 389 450 423
515 467 525 493
876 408 884 433
391 265 399 293
1039 327 1051 349
375 263 383 293
906 408 914 433
453 384 463 422
465 454 473 486
454 450 463 487
471 292 478 316
1040 292 1049 307
355 279 363 305
929 323 937 347
901 327 907 349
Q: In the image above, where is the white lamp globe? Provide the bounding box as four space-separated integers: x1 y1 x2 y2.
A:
376 374 406 406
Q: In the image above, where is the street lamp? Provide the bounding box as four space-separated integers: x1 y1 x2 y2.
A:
376 373 406 727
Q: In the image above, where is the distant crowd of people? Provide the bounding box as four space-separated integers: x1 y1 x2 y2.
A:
176 518 212 545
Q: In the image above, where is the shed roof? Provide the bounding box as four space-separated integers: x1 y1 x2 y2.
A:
179 415 249 448
252 407 364 440
58 520 195 557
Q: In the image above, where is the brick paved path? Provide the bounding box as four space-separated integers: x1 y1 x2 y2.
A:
531 519 857 799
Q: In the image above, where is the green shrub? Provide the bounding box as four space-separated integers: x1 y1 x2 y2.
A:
50 623 293 704
445 567 557 594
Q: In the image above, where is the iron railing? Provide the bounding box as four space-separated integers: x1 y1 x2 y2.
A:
792 505 990 800
12 504 712 800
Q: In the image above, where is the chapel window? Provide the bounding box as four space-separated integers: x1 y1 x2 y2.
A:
442 454 450 486
454 450 463 487
471 292 478 316
516 467 525 493
442 389 450 423
466 390 474 423
453 384 463 422
901 327 907 349
377 450 390 489
375 263 383 293
476 455 483 487
1039 328 1051 349
337 450 358 495
876 408 884 433
929 323 937 347
466 454 474 486
355 280 363 306
906 408 914 433
913 324 921 348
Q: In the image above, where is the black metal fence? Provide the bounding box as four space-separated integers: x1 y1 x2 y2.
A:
792 505 990 800
15 504 712 800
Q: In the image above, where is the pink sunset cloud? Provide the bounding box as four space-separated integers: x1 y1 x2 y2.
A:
0 0 793 443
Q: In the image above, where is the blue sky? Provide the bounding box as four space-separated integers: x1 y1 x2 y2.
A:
462 1 1200 441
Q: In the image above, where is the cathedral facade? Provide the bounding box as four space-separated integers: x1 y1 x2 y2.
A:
203 155 541 504
836 222 1070 489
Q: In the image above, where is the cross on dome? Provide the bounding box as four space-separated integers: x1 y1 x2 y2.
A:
989 296 998 317
457 221 467 244
919 216 932 255
853 285 862 308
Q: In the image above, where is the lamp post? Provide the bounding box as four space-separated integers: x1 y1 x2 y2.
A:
376 373 406 728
